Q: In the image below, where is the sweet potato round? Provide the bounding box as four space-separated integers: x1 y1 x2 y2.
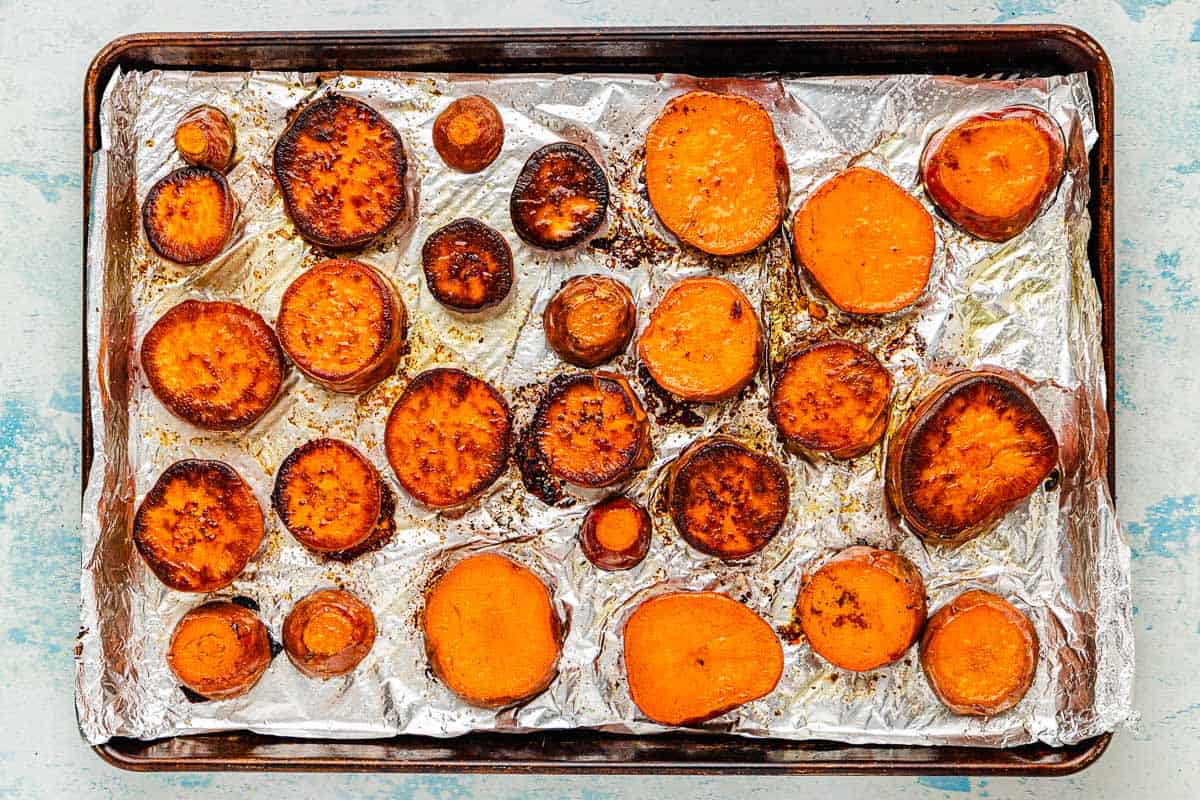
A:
142 166 236 265
543 275 636 368
579 496 652 571
920 590 1038 715
141 300 285 430
134 460 264 593
283 588 376 679
886 370 1059 546
174 105 236 171
510 142 608 250
272 438 384 554
432 95 505 173
921 106 1065 242
423 553 562 708
420 218 514 312
796 546 927 672
167 601 272 700
623 591 784 726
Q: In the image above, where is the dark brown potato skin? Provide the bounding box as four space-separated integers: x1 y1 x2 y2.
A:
283 588 377 679
420 218 514 312
543 275 637 368
271 438 384 555
174 105 236 171
432 95 505 173
167 602 272 700
142 166 237 265
510 142 609 250
579 496 652 571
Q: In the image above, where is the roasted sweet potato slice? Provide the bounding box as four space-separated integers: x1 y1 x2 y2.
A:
134 459 264 593
384 368 512 509
543 274 636 368
272 438 385 554
645 90 789 255
141 300 285 430
283 588 376 679
886 370 1059 546
921 590 1038 715
579 496 652 571
666 436 789 560
420 218 514 312
273 94 409 249
142 166 236 265
769 339 893 458
423 553 562 708
167 601 272 700
174 105 236 171
796 546 926 672
637 276 763 402
623 591 784 726
276 259 406 392
510 142 608 250
792 166 935 315
432 95 505 173
529 371 651 488
922 107 1065 242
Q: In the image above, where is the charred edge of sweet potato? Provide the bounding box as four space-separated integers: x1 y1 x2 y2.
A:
167 601 272 700
420 218 514 312
322 481 397 563
271 438 383 554
142 166 236 265
510 142 609 250
543 274 637 368
174 105 236 171
283 588 377 679
579 496 652 571
432 95 505 173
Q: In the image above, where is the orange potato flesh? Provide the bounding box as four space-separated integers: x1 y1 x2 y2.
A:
174 105 235 171
142 167 236 265
543 275 637 368
167 602 272 700
579 496 652 571
420 218 514 312
510 142 608 250
283 588 376 679
272 438 383 553
432 95 505 173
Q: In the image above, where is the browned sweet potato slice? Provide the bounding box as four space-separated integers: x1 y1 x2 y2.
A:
432 95 505 173
283 588 376 679
174 105 236 171
579 496 652 571
142 166 236 265
921 590 1039 715
510 142 608 250
769 339 893 458
637 276 763 402
666 436 789 560
796 546 927 672
645 90 789 255
543 275 636 368
922 107 1065 242
423 553 563 708
141 300 285 430
167 601 272 700
623 591 783 725
885 370 1059 546
384 368 512 509
793 166 935 314
273 94 409 249
420 218 514 312
272 438 385 554
134 459 264 592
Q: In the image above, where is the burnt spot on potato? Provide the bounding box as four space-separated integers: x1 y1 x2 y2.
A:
510 142 608 250
421 218 514 312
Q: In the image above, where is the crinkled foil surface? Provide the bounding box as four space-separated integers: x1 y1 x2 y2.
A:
78 67 1134 747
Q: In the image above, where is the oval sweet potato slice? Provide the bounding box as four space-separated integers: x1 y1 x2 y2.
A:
510 142 608 250
167 601 272 700
142 166 236 265
666 436 789 561
885 371 1059 546
134 459 264 593
637 276 763 402
384 368 512 509
272 438 384 554
769 339 893 459
432 95 505 173
645 90 789 255
922 107 1065 242
174 105 236 171
796 546 927 672
623 591 784 726
921 590 1038 715
543 275 637 368
141 300 285 430
273 94 409 249
423 553 562 708
792 166 935 315
283 588 376 679
579 496 652 571
420 218 514 312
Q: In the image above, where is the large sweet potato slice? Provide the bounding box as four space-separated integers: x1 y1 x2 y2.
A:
142 166 236 265
579 495 652 571
283 588 376 679
420 218 514 312
510 142 608 250
543 275 637 368
432 95 505 173
272 438 385 555
167 601 272 700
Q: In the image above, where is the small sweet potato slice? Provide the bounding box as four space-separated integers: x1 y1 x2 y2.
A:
769 339 893 458
579 496 652 571
384 368 512 509
141 300 285 430
623 591 784 726
272 438 384 554
796 546 927 672
174 105 236 171
273 94 409 249
666 436 789 560
922 107 1065 242
276 259 406 393
134 459 264 593
142 166 236 265
529 371 651 488
886 370 1059 546
637 276 763 402
167 601 272 700
793 166 935 315
420 218 514 312
921 590 1038 715
283 588 376 679
543 274 636 368
432 95 505 173
645 90 789 255
423 553 562 708
510 142 608 250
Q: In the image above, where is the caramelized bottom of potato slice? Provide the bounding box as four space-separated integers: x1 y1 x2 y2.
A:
143 166 236 265
510 142 608 250
432 95 505 173
167 602 272 700
273 438 384 553
283 588 377 679
543 274 636 368
421 218 514 312
579 496 652 571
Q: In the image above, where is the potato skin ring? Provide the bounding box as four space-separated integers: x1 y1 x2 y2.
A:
510 142 609 250
167 601 272 700
420 218 514 312
174 105 236 171
432 95 505 173
272 438 385 555
543 275 636 368
579 496 652 571
142 166 237 265
283 588 377 679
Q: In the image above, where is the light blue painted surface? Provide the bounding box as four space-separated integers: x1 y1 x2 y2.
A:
0 0 1196 796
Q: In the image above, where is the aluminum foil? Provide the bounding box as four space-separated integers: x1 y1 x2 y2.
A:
78 66 1134 747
